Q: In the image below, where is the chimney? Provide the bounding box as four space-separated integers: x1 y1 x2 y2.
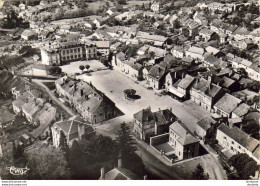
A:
118 151 122 168
182 73 185 79
229 122 234 129
100 167 105 180
144 175 148 180
80 89 83 97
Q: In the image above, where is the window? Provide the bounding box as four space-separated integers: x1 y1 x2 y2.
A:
94 115 96 118
74 49 77 53
67 50 69 54
232 141 234 145
238 146 241 149
78 48 80 52
179 151 180 156
224 136 226 139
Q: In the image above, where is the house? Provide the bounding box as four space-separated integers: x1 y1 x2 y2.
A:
247 63 260 82
136 31 168 47
0 108 15 128
21 98 45 123
112 52 126 71
168 121 200 160
55 77 120 124
121 58 143 80
166 74 195 100
52 115 95 148
95 41 110 57
171 45 184 59
214 93 242 118
147 65 167 89
151 2 160 13
216 123 260 164
12 99 26 115
205 46 220 56
190 77 225 112
99 156 141 180
185 46 204 60
231 103 251 119
21 30 38 40
199 28 214 41
203 55 223 69
195 117 217 141
133 107 177 141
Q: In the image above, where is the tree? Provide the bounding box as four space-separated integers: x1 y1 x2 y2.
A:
191 164 209 180
25 142 70 179
79 65 85 72
85 65 90 71
59 131 70 161
116 123 145 176
229 153 259 179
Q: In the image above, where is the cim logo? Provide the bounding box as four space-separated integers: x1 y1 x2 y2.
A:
6 166 30 176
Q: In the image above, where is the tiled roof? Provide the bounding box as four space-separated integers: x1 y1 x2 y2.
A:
0 108 15 124
148 65 166 80
232 103 251 117
153 109 177 126
222 76 235 88
197 117 216 131
178 74 195 89
103 167 140 180
214 93 242 114
188 46 204 55
218 123 259 152
134 108 154 123
170 121 199 146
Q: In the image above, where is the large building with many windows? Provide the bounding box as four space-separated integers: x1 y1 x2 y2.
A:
40 41 97 66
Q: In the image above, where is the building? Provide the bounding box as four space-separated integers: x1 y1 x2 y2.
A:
133 107 177 141
55 77 120 124
52 115 95 148
169 121 200 160
40 41 97 66
0 108 15 128
195 117 217 141
231 103 251 119
216 123 260 164
95 41 110 57
21 30 38 40
171 45 184 59
0 142 14 157
166 74 195 100
190 77 225 112
214 93 242 118
185 46 204 60
151 2 160 13
136 31 168 47
147 65 167 89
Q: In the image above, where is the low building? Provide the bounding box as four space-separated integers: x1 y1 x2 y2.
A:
216 123 260 164
52 115 95 148
199 28 214 41
133 107 177 141
169 121 200 160
185 46 204 60
0 141 14 157
151 2 160 13
231 103 251 119
214 93 242 118
21 30 38 40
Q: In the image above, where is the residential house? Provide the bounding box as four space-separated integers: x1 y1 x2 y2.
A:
247 63 260 82
167 74 195 100
52 115 95 148
216 123 260 164
190 77 225 112
0 108 15 128
136 31 168 47
171 45 184 59
185 46 204 60
151 2 160 13
147 65 167 89
231 103 251 119
195 117 217 141
121 59 143 80
0 142 13 157
133 107 177 141
112 52 126 71
168 121 200 160
214 93 242 118
95 41 110 57
21 98 45 123
199 28 214 41
55 77 119 124
21 30 38 40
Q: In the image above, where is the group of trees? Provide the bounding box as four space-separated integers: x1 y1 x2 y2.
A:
0 10 23 29
229 153 259 180
79 65 90 73
58 123 145 179
191 164 209 180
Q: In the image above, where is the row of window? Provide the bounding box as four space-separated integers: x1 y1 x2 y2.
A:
62 48 81 55
62 54 82 61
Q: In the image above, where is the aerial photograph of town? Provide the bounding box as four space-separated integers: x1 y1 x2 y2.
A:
0 0 259 183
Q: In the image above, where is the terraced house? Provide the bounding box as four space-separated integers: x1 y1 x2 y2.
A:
55 76 120 124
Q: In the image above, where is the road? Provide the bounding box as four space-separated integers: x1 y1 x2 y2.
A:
32 79 77 117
